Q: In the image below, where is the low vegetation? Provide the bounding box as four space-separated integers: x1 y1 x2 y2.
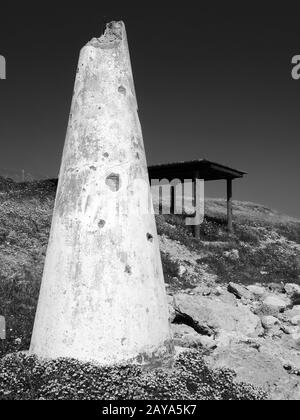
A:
157 200 300 287
0 351 267 400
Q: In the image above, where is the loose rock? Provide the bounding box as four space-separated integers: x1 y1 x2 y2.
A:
178 265 187 277
284 284 300 296
247 285 266 298
291 316 300 326
228 282 253 300
263 295 290 313
261 316 280 331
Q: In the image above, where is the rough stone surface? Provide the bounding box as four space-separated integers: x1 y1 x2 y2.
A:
268 283 285 294
171 324 216 350
161 227 300 400
212 288 238 307
281 325 299 335
261 316 280 331
255 303 281 318
206 343 300 400
286 306 300 319
228 282 253 300
263 295 290 313
290 315 300 326
247 285 266 298
260 336 300 371
173 293 262 340
284 284 300 296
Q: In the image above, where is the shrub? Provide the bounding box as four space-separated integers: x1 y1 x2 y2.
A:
233 225 261 245
156 215 196 250
0 351 268 401
198 217 228 242
200 243 300 286
0 272 40 358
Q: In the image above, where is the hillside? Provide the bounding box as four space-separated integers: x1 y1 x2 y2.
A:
0 178 300 399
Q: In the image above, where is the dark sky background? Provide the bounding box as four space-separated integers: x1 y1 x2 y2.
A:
1 2 300 217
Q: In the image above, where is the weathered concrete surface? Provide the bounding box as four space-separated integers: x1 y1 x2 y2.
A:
30 21 173 365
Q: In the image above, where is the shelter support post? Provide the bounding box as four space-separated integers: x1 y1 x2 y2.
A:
170 185 175 215
227 178 233 233
193 171 201 239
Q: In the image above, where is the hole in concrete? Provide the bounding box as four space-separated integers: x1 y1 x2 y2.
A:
125 265 132 275
118 86 126 95
106 173 121 192
147 233 154 243
98 220 106 229
103 153 109 158
90 166 97 171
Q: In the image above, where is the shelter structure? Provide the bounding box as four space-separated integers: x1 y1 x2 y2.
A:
148 159 246 237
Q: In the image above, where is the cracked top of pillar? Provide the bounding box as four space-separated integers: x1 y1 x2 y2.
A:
87 21 124 49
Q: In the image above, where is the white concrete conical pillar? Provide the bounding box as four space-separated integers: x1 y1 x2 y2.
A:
30 21 173 366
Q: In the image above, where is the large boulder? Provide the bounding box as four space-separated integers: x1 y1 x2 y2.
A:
205 343 300 400
173 293 263 341
213 287 238 306
262 295 290 313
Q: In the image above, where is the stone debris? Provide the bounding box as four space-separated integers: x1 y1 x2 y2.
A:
168 279 300 400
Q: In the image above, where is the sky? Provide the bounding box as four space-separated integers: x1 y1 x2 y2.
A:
0 2 300 217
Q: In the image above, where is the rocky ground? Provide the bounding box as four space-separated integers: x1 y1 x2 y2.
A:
168 281 300 400
1 178 300 399
156 199 300 400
